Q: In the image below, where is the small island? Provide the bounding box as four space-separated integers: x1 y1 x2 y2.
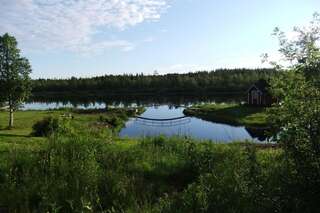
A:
184 103 268 128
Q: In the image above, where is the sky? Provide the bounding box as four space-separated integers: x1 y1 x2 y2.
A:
0 0 319 79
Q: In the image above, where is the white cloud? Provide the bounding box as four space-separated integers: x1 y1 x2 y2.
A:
76 40 136 56
141 36 155 43
158 55 271 74
0 0 168 53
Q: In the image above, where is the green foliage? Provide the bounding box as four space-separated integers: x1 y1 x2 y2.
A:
0 128 317 213
270 13 320 77
0 108 140 151
31 116 60 137
32 68 276 95
267 13 320 211
0 133 102 212
0 33 32 128
97 108 143 131
268 71 320 211
155 143 289 213
31 116 74 137
99 114 125 128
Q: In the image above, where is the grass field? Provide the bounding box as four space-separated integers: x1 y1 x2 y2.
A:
0 110 57 151
184 103 268 127
0 107 316 212
0 122 283 212
0 108 142 151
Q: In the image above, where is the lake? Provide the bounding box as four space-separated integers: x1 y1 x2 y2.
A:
23 96 265 143
119 105 263 143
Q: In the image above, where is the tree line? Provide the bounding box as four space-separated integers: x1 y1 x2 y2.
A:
32 68 276 95
0 32 276 128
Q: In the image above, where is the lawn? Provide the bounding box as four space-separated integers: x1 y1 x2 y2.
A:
184 103 268 127
0 108 143 151
0 110 58 151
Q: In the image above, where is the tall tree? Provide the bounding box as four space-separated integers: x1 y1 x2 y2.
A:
267 13 320 210
0 33 32 129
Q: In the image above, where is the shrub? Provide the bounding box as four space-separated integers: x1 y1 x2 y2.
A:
31 116 74 137
31 116 60 137
99 115 124 128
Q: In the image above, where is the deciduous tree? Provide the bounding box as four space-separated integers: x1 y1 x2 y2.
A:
0 33 32 129
267 13 320 210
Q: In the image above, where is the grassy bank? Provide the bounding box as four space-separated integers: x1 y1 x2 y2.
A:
0 107 144 150
184 103 268 127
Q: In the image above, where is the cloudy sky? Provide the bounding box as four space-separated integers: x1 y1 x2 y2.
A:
0 0 319 78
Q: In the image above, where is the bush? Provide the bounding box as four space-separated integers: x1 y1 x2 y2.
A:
99 115 125 128
156 145 289 213
31 116 60 137
31 116 75 137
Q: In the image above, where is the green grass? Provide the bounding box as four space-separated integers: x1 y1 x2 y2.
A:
0 108 315 212
184 103 268 127
0 110 58 151
0 107 143 151
0 130 284 212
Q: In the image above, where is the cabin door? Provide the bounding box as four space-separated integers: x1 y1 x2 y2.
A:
251 90 259 105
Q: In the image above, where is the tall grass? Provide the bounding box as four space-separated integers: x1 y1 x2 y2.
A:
0 129 318 212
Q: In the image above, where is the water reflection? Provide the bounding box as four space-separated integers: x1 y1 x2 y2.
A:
28 94 243 109
23 102 106 110
24 95 267 142
119 105 265 143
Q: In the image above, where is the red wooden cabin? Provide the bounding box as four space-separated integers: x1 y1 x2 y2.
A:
247 79 274 106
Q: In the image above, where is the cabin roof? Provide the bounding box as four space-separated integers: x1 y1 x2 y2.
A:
248 79 270 93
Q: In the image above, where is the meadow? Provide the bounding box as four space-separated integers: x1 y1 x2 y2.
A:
0 108 316 212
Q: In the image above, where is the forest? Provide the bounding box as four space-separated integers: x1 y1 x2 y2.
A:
32 68 276 95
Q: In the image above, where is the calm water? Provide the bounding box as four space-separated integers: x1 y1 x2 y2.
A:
23 97 265 143
119 105 264 143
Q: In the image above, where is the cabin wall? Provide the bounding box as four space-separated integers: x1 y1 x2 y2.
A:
248 88 261 105
247 88 273 106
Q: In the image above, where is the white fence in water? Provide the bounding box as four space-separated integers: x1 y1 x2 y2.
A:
134 116 191 127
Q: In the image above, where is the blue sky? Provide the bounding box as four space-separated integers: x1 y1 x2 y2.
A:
1 0 319 79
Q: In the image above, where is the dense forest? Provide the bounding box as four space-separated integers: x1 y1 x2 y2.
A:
32 68 276 95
